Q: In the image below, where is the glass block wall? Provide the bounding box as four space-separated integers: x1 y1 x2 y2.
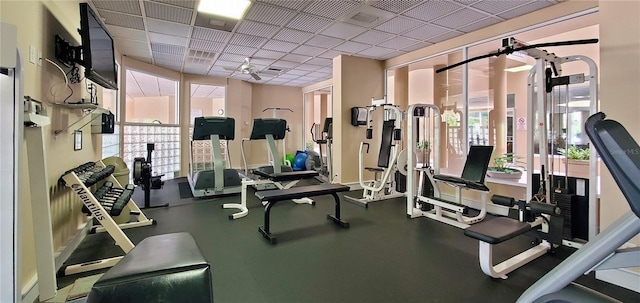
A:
188 126 229 174
122 124 181 180
101 127 120 158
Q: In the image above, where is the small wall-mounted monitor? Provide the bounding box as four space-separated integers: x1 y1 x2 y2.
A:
78 3 117 90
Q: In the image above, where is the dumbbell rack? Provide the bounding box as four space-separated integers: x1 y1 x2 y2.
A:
58 160 152 276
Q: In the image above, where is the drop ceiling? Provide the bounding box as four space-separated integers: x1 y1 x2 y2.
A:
90 0 563 88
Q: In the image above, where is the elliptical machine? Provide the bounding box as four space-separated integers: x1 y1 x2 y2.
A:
309 117 333 182
133 143 167 209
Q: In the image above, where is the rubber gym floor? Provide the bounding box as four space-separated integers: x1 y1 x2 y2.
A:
60 177 640 303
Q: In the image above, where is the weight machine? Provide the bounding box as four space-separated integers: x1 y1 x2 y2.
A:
345 98 405 207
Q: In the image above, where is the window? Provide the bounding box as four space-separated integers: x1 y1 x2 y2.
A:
122 69 180 180
101 63 120 158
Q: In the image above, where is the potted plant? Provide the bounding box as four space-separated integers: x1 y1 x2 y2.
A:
558 145 590 177
416 140 430 165
486 153 523 179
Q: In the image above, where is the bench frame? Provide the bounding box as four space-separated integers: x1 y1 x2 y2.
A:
470 217 551 279
222 173 317 220
256 185 350 244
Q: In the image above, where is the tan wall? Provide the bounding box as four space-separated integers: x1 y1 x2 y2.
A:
125 95 177 124
1 0 105 294
248 84 303 166
333 55 385 183
190 97 225 118
599 0 640 243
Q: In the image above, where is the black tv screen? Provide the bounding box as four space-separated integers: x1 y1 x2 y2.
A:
79 3 117 90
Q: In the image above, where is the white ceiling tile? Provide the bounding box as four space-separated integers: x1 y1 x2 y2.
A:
245 3 297 26
93 0 142 16
498 1 554 19
333 41 371 53
304 35 345 48
271 60 300 69
320 22 367 39
183 65 209 76
107 25 148 41
401 24 450 40
400 42 432 53
374 16 423 34
236 20 280 38
185 57 213 66
191 27 231 42
153 52 183 62
426 31 464 44
402 1 463 22
229 33 267 47
208 70 233 77
214 60 241 68
189 40 224 52
151 0 197 9
273 28 313 43
471 0 532 15
283 69 308 76
458 17 502 33
371 1 422 14
286 14 332 33
281 53 311 63
147 18 191 36
302 1 358 20
151 43 185 55
357 46 396 58
432 8 488 29
144 1 193 24
254 49 286 60
318 66 333 73
317 49 343 59
295 64 323 72
100 11 145 30
256 0 312 11
218 53 247 63
377 36 419 50
351 30 395 45
250 58 276 66
128 56 153 64
263 40 299 52
149 32 188 46
291 45 326 57
223 44 258 56
305 57 332 66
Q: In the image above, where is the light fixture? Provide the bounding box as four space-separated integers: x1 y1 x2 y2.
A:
197 0 251 19
504 64 534 73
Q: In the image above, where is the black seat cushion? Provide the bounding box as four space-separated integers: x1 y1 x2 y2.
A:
464 217 532 244
255 184 350 202
86 232 213 303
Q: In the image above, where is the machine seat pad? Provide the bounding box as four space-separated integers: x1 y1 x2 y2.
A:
365 167 385 172
253 170 319 181
256 184 349 202
464 217 531 244
86 232 212 303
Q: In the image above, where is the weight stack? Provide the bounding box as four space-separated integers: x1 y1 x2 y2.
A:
552 191 576 240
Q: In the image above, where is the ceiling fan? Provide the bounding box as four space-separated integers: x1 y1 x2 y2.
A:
224 57 263 80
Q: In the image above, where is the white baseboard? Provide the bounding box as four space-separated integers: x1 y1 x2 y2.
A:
596 268 640 293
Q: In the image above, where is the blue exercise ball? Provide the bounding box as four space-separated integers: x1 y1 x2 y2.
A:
292 151 308 171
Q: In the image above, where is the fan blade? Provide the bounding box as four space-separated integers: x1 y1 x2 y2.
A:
223 67 239 71
250 72 261 80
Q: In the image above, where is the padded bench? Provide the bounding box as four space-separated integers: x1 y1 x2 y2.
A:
464 216 550 279
86 232 213 303
255 183 351 244
253 169 319 181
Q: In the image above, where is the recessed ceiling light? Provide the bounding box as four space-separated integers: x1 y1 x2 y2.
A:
198 0 251 19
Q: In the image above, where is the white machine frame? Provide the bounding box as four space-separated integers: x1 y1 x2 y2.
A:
521 38 599 243
406 104 491 229
345 99 405 207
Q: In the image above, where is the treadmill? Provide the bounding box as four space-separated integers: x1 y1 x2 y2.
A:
241 118 292 190
188 117 243 197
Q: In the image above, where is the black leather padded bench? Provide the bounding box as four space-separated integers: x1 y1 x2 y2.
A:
255 183 351 244
253 169 319 181
86 232 213 303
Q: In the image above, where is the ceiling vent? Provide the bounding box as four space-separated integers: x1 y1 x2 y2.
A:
340 5 394 27
194 13 237 32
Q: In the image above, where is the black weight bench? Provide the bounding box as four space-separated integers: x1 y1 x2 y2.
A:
464 216 551 279
86 232 213 303
255 183 351 244
253 169 319 181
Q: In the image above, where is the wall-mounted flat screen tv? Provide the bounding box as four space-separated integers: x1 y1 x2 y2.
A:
79 3 117 90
